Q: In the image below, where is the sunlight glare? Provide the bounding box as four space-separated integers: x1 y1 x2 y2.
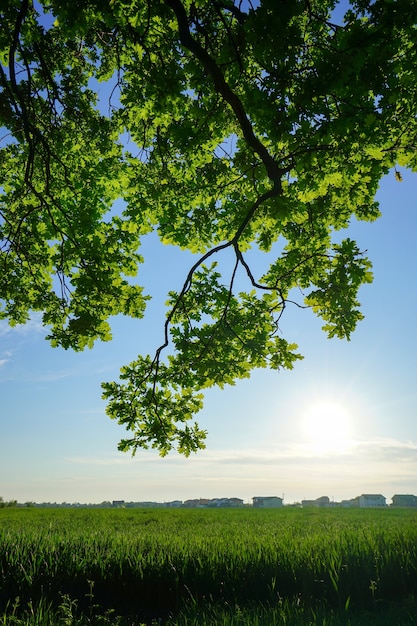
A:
301 400 353 454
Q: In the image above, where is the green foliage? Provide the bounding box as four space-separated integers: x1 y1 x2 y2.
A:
1 0 417 452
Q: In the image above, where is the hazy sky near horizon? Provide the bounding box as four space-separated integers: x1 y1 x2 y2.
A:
1 164 416 505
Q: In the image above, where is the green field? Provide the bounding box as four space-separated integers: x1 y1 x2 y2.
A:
1 507 417 625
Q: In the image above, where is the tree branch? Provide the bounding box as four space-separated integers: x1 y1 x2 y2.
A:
165 0 284 188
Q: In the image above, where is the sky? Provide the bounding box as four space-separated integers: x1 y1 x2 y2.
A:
1 0 417 506
1 164 416 506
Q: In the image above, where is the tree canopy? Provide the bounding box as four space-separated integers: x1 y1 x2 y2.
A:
1 0 417 455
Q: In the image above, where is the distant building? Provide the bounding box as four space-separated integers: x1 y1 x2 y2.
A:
358 494 386 508
112 500 125 508
210 497 244 507
301 500 316 508
228 497 244 507
341 499 357 508
252 496 283 508
316 496 330 507
208 498 225 507
196 499 211 508
302 496 330 508
182 498 244 508
391 494 417 508
183 499 201 508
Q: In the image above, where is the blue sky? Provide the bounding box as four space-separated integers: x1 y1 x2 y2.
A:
1 164 416 505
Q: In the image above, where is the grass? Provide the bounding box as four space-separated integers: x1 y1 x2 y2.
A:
0 507 416 624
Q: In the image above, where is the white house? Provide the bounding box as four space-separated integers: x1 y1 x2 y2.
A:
391 494 417 507
302 496 330 508
252 496 283 508
358 494 386 508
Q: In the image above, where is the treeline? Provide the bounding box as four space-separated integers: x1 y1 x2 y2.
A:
0 497 18 508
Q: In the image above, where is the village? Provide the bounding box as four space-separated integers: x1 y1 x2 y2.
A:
4 493 416 509
111 493 417 509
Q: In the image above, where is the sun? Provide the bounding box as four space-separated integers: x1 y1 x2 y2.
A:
301 400 353 454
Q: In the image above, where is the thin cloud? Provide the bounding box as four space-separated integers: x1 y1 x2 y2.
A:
29 369 80 383
183 437 417 465
0 350 12 371
64 455 134 467
0 313 46 337
63 436 417 470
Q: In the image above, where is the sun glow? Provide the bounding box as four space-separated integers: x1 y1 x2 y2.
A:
301 400 353 454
